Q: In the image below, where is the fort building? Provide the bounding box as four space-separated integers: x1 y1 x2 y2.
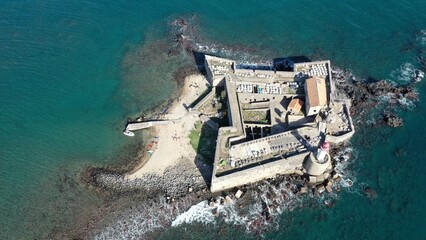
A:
189 54 355 192
201 55 355 192
304 77 327 116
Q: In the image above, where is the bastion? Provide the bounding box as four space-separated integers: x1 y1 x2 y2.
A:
202 55 355 192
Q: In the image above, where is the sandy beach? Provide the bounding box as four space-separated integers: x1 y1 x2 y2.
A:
126 74 210 180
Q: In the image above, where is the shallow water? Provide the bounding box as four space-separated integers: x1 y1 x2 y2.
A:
1 0 426 239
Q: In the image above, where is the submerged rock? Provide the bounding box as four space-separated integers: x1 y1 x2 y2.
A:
383 113 403 127
324 199 335 208
363 186 378 199
394 148 407 157
333 71 418 128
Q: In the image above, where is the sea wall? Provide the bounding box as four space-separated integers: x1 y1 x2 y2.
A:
192 88 215 110
210 153 307 192
326 100 355 144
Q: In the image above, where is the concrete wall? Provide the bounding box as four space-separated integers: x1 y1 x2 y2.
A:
326 131 354 144
204 55 234 87
255 69 274 75
192 88 215 110
211 77 247 181
225 78 240 130
306 105 321 116
276 71 297 79
239 95 271 103
126 120 172 131
325 61 334 102
213 76 226 87
326 100 355 144
234 68 254 74
210 153 307 192
204 58 214 86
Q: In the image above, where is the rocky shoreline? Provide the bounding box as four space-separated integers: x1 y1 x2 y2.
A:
79 64 420 238
86 60 420 201
332 68 419 127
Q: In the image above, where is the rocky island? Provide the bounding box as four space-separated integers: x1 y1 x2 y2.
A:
120 54 355 196
83 48 420 238
74 15 424 240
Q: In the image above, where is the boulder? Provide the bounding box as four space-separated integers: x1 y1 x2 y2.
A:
235 190 243 199
309 176 317 183
316 175 325 183
363 186 378 199
383 113 403 127
317 186 326 193
212 208 219 217
299 187 308 194
332 172 340 179
323 172 330 180
225 195 234 204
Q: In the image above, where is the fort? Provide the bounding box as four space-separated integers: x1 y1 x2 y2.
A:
201 55 355 192
123 54 355 194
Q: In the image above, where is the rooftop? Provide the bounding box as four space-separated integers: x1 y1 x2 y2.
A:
288 98 304 114
305 77 327 107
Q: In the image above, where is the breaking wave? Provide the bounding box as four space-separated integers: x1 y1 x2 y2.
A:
378 93 417 111
171 148 357 234
397 96 416 110
171 201 216 227
194 42 275 67
390 62 423 83
416 29 426 45
92 196 196 239
92 145 357 239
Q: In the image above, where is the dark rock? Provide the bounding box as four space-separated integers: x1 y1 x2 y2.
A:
363 186 378 199
335 185 341 192
394 148 407 157
324 199 335 208
332 70 418 128
383 113 403 127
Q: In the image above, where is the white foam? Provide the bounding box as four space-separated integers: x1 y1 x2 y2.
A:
172 146 358 233
398 97 416 110
390 62 424 83
417 29 426 45
171 200 216 226
390 62 416 82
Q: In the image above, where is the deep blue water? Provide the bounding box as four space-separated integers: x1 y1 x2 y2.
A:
1 0 425 239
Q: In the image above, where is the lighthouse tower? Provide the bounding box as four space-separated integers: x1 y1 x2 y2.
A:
304 141 331 176
316 141 330 163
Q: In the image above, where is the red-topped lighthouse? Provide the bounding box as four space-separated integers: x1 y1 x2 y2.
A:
316 141 330 163
304 141 331 176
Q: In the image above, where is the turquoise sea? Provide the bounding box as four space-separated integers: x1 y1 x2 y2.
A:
1 0 426 239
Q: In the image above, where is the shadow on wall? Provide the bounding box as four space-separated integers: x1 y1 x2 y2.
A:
191 122 218 188
194 51 312 73
290 128 317 152
192 51 207 74
273 56 312 71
